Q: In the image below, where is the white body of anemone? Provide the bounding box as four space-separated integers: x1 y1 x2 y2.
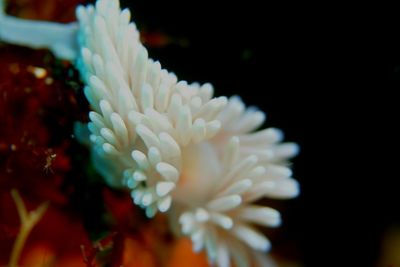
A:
0 0 300 266
76 2 299 265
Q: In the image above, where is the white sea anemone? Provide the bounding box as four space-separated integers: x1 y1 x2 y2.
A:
76 0 229 216
170 97 299 267
0 0 300 265
76 1 299 265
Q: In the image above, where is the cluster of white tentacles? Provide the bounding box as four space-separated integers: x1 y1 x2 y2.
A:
0 0 300 266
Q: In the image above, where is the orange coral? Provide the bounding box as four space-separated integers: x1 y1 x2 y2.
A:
167 238 209 267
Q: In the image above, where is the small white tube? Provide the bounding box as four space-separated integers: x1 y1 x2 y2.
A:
0 0 79 60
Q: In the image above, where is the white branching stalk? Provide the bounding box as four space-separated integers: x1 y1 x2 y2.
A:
0 0 78 60
8 190 49 267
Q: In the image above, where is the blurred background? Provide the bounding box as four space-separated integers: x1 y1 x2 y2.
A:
0 0 398 267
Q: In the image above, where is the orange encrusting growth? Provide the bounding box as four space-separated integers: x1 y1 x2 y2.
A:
122 237 157 267
167 238 209 267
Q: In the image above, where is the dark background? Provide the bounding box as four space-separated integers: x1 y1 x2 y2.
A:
121 1 399 266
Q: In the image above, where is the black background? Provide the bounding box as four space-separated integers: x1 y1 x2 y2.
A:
121 1 398 266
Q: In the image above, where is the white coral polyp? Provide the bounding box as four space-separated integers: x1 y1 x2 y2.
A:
76 0 228 216
76 0 300 266
170 97 299 267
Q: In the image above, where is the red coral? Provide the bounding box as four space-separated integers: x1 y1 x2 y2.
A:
0 46 83 203
0 44 91 265
5 0 85 23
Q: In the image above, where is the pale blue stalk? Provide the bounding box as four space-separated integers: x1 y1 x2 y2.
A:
0 0 78 60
